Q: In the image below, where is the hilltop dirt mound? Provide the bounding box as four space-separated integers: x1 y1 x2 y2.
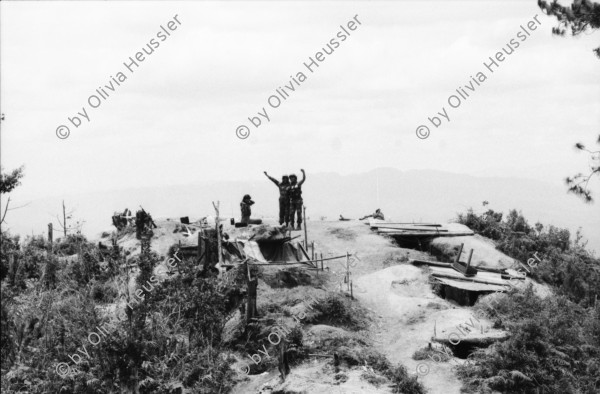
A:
113 218 549 393
247 224 289 242
430 234 517 270
231 221 450 393
117 218 198 257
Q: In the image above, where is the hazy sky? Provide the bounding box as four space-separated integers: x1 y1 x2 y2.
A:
1 1 599 202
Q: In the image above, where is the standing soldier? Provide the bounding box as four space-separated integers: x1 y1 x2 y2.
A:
264 171 291 226
135 207 157 239
288 169 306 230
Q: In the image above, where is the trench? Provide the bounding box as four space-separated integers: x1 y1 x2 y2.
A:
394 238 494 307
430 282 494 307
446 341 483 359
390 236 436 252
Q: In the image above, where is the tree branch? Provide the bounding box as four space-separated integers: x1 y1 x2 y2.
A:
0 196 10 224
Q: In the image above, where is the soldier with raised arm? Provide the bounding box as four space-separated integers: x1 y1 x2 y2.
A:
288 169 306 230
264 171 291 227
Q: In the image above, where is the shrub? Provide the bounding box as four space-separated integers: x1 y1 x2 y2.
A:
308 293 366 329
455 208 600 393
90 281 119 303
0 231 20 281
334 345 425 393
388 364 426 394
456 208 505 240
54 234 89 256
457 207 600 306
457 287 600 393
412 346 451 362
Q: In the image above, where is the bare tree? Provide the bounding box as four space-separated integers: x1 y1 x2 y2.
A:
54 200 84 237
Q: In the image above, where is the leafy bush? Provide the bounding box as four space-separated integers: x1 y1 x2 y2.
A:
54 234 89 256
458 286 600 393
90 281 118 303
454 208 600 393
0 231 20 281
457 207 599 306
0 235 241 393
388 364 427 394
456 208 505 240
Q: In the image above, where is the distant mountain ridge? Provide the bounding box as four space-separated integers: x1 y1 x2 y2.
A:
5 168 599 254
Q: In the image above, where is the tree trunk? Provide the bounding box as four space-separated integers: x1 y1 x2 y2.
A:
47 223 53 250
62 200 67 237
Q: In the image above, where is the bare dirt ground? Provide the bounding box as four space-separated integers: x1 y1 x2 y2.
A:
305 220 470 394
115 218 548 393
232 219 478 393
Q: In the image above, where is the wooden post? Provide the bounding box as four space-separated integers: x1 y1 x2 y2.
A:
278 340 290 381
212 201 223 277
197 231 202 265
199 229 211 276
350 281 353 299
47 223 53 250
303 206 308 247
466 249 474 270
246 278 258 322
455 243 464 263
321 253 323 272
62 200 67 237
246 262 258 324
311 241 315 261
202 229 213 275
346 252 350 292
